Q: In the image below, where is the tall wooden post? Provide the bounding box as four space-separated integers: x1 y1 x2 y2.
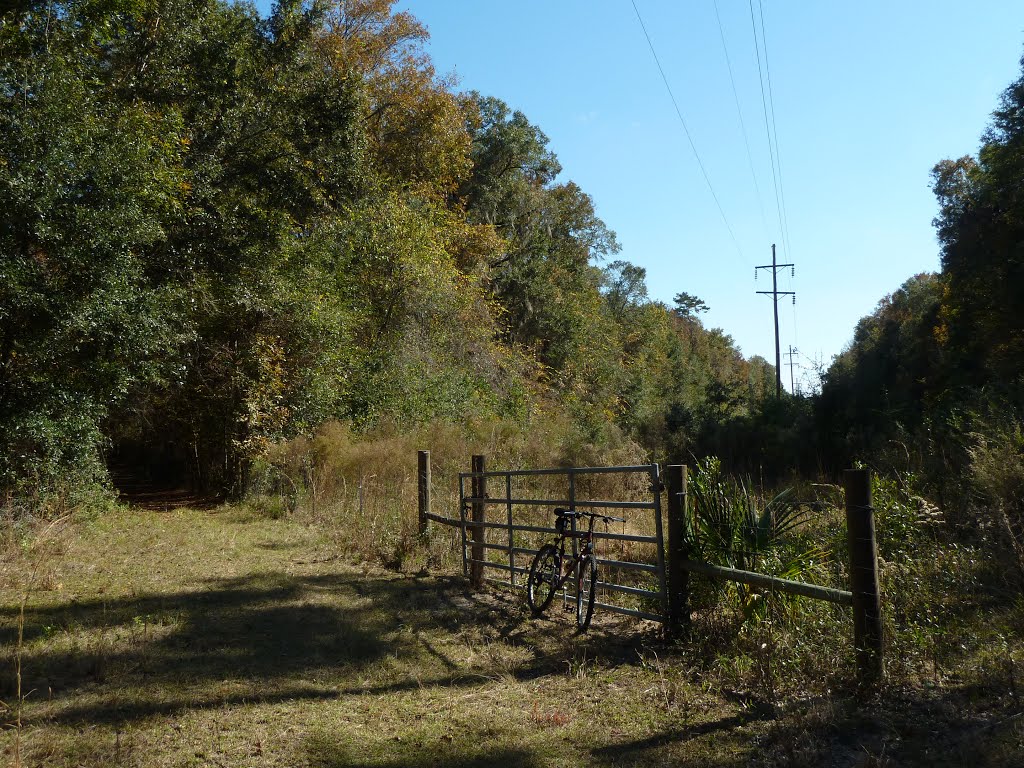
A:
470 454 486 589
417 450 430 537
844 468 884 687
666 464 689 638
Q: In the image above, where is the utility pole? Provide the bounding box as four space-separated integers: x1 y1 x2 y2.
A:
756 244 795 397
785 345 799 394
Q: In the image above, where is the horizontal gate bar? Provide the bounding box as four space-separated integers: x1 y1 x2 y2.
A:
460 497 658 510
598 581 661 600
593 530 658 544
485 545 661 572
592 600 664 623
473 559 511 572
432 515 658 545
596 557 660 575
478 572 664 622
471 557 655 585
460 465 656 479
478 541 512 552
680 559 853 605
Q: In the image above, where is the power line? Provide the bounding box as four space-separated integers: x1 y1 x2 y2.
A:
756 0 798 362
748 0 785 256
712 0 770 240
787 264 799 351
630 0 744 260
757 0 793 261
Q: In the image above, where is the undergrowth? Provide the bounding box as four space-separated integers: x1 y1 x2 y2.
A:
2 437 1023 766
241 421 1024 721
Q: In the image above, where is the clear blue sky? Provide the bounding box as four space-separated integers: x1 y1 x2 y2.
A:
260 1 1024 389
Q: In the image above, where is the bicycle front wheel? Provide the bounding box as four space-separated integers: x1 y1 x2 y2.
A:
527 544 559 614
576 554 598 632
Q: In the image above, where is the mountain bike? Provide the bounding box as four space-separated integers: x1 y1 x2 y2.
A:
526 507 625 632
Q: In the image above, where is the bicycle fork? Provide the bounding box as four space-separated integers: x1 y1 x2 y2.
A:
560 556 583 612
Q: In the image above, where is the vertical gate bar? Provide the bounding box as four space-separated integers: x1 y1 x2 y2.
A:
458 473 468 579
470 454 486 589
417 450 430 537
506 472 515 588
569 469 578 604
651 463 668 622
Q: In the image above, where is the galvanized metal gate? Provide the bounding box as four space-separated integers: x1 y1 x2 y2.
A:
457 463 667 624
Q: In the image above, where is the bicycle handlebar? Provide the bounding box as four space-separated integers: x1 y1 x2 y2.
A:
554 508 625 524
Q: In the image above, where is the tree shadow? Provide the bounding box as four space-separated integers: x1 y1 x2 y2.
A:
701 681 1024 768
588 705 777 766
305 739 544 768
1 570 647 728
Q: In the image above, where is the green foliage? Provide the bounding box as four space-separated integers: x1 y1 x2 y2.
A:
0 24 189 494
870 470 943 563
689 457 807 572
687 457 828 621
0 0 782 503
461 93 624 402
932 59 1024 393
816 273 944 470
816 53 1024 484
671 292 709 317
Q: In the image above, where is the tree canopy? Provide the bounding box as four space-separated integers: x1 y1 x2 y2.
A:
0 0 786 501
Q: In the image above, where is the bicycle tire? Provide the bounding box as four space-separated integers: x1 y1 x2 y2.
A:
576 554 598 632
527 544 559 614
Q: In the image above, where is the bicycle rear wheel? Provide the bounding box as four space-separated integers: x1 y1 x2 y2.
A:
527 544 559 613
576 554 597 631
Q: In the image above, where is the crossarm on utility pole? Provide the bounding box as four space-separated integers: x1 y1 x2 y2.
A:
755 243 795 397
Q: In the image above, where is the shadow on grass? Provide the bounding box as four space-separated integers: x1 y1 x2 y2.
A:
589 706 777 765
0 570 641 727
306 738 544 768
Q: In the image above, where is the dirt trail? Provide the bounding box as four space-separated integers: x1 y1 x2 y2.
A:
108 464 222 511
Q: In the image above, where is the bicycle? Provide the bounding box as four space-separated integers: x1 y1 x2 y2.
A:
526 507 625 632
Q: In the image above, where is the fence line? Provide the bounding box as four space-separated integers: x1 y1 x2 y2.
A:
419 455 884 688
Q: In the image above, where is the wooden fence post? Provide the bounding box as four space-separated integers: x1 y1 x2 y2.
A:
417 450 430 537
470 454 486 589
844 468 884 688
666 464 689 638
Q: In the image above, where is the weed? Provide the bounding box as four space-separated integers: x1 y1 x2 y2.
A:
968 424 1024 583
1 514 70 767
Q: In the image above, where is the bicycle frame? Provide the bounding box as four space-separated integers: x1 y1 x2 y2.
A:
546 512 598 602
526 507 626 630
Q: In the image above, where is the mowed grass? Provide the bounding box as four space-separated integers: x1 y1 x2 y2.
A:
2 506 1023 767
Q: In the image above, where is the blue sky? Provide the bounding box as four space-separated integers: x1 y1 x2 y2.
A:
259 1 1024 389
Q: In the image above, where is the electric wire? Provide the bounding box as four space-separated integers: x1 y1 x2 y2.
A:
713 0 770 241
758 0 794 261
748 0 785 256
630 0 744 260
786 267 799 391
758 0 798 386
787 268 798 347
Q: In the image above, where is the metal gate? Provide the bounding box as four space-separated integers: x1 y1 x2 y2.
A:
457 463 667 624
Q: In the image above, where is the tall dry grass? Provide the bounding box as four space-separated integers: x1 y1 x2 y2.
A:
246 415 652 571
1 515 71 767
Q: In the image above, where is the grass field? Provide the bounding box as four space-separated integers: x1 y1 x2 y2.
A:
2 504 1022 767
